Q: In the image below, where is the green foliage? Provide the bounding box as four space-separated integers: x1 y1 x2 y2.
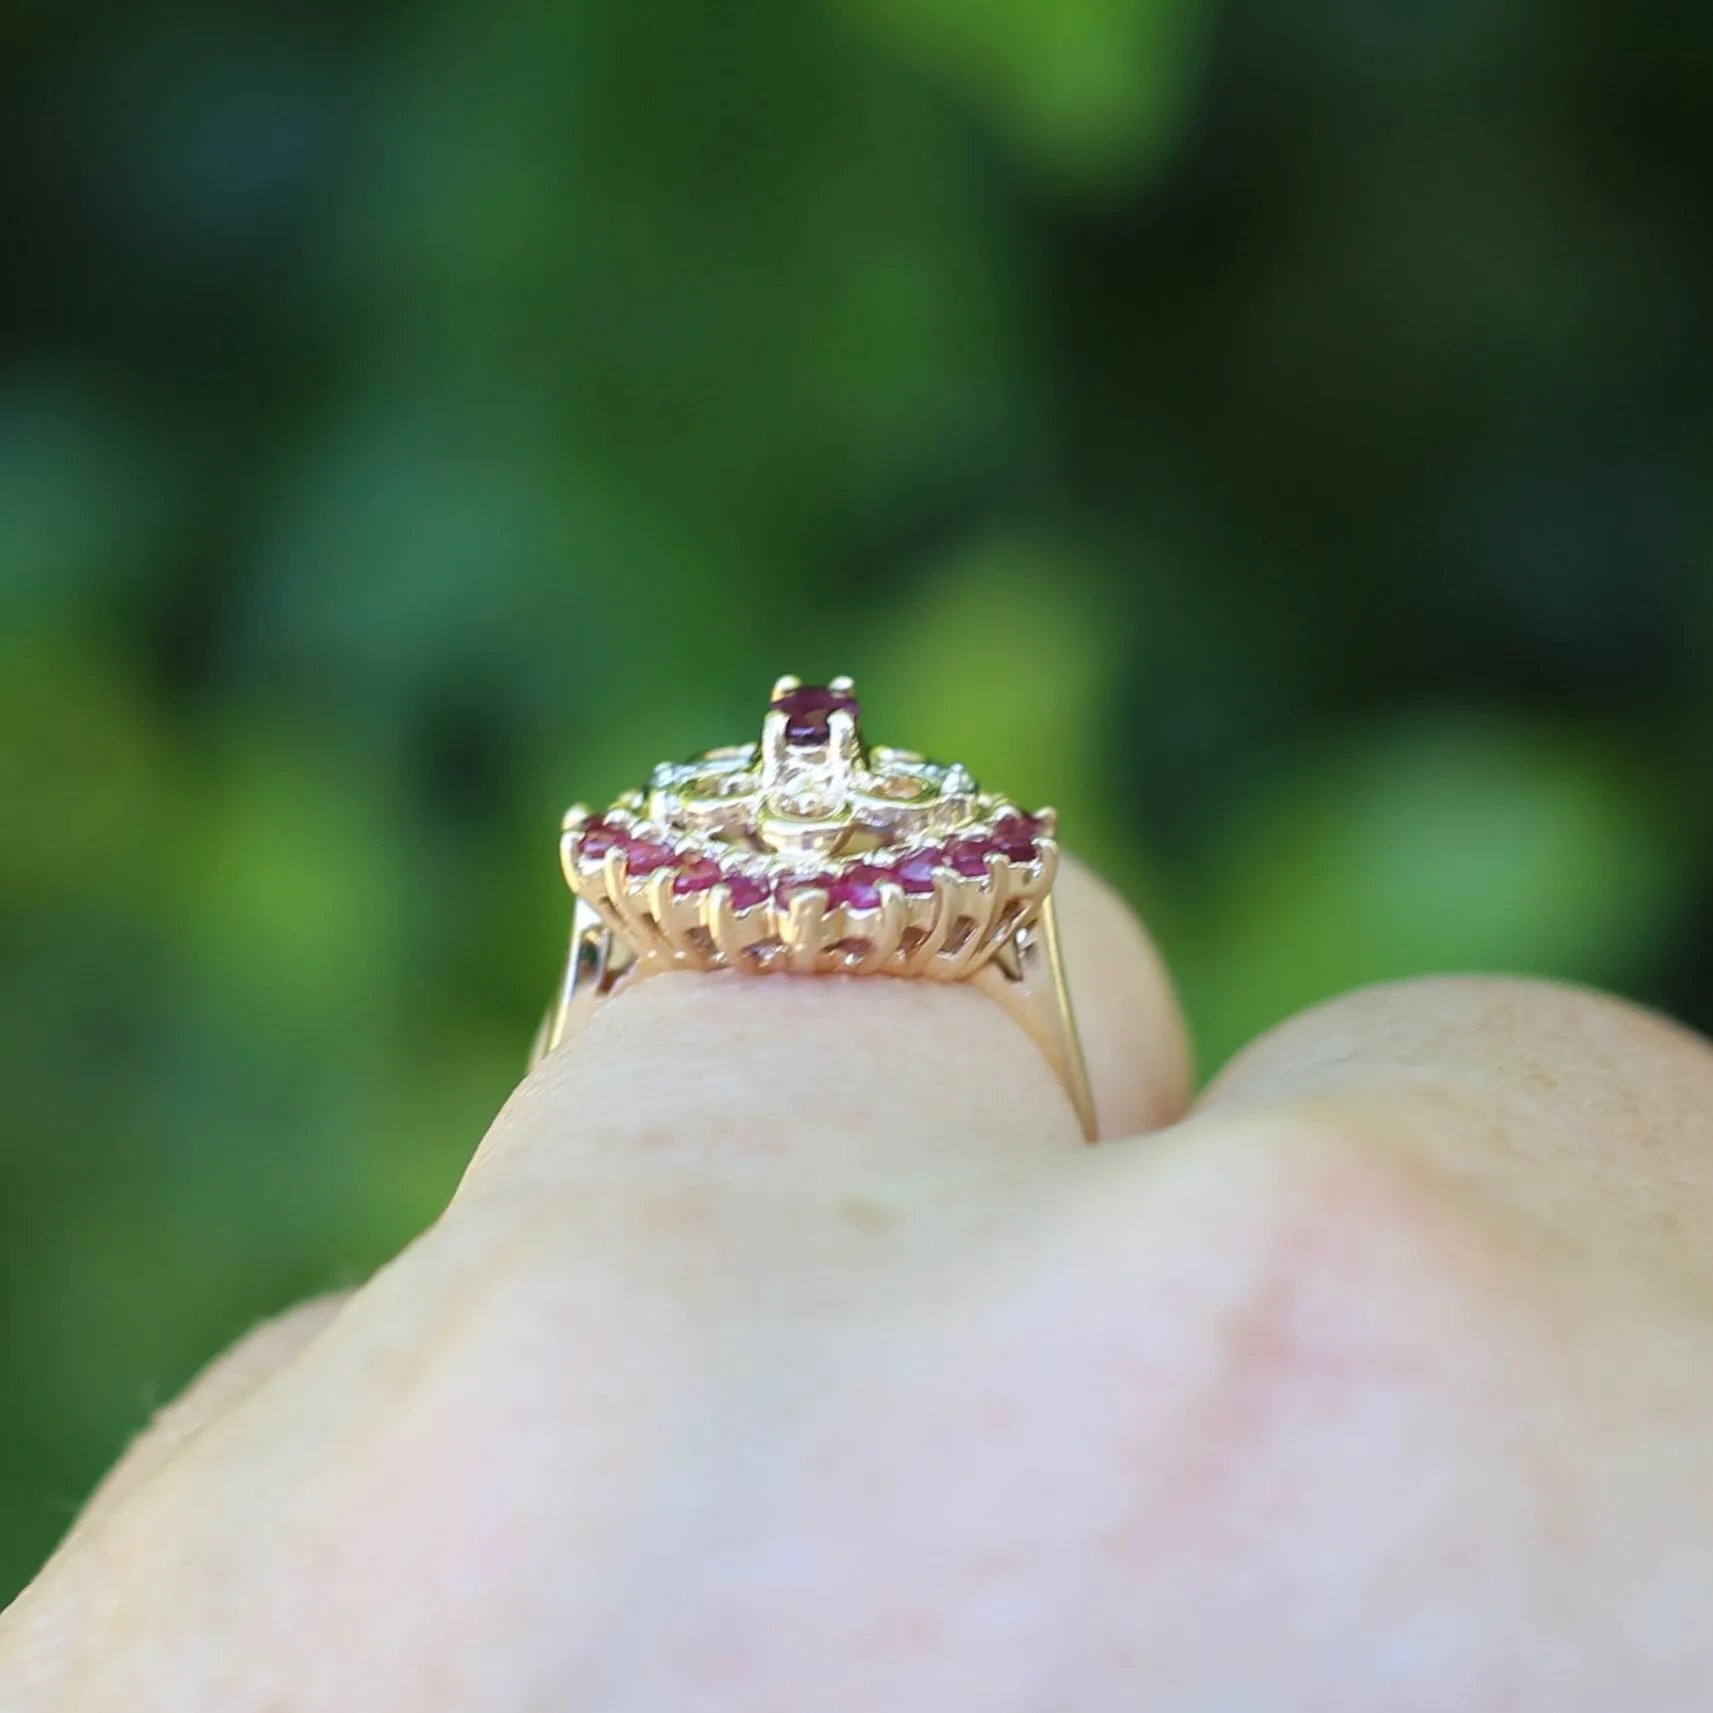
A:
3 0 1713 1603
1183 715 1694 1069
836 0 1212 185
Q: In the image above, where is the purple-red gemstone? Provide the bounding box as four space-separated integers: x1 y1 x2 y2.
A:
891 848 941 894
775 871 833 908
622 834 677 876
725 873 770 912
771 684 859 745
946 836 994 878
578 818 623 859
672 855 724 894
990 813 1042 863
827 863 888 911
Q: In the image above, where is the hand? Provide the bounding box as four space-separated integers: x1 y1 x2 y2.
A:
5 861 1712 1711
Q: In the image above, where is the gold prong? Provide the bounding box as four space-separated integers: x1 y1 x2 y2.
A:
877 881 908 954
846 884 906 976
646 865 686 955
1033 840 1060 897
769 673 802 703
703 883 746 963
828 674 856 696
562 802 591 834
782 886 829 974
911 871 960 973
827 705 861 765
892 886 938 971
1001 842 1057 928
602 846 662 959
963 858 1018 976
601 845 628 900
586 893 633 947
560 828 584 892
630 878 675 959
759 708 791 792
937 858 1004 980
647 863 695 959
1034 805 1059 836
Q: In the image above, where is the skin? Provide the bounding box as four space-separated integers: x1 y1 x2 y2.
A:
5 860 1713 1710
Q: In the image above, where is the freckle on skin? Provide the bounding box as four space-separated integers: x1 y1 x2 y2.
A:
839 1193 901 1234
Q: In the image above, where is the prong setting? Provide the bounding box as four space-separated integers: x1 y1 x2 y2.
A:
558 678 1058 979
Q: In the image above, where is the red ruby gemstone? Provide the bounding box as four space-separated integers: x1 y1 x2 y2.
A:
891 849 941 894
946 836 994 878
990 814 1042 863
775 871 833 908
672 855 724 894
827 862 887 911
621 835 677 876
724 873 770 912
578 818 623 859
771 685 859 745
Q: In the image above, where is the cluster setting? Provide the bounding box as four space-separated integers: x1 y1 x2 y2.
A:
559 676 1058 979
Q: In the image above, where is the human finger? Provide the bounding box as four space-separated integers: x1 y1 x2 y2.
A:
463 855 1190 1199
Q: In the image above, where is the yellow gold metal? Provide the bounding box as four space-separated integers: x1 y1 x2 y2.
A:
533 676 1096 1139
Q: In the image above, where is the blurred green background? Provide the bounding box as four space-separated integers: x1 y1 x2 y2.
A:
3 0 1713 1602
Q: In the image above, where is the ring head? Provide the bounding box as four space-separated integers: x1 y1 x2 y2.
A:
561 677 1057 981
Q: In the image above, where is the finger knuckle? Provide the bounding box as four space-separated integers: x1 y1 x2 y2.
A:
1077 1111 1550 1550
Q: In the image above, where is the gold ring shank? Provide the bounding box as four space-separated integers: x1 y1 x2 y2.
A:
968 893 1095 1139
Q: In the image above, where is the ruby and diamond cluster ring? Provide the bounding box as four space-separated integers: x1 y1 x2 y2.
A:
563 675 1057 980
534 675 1095 1138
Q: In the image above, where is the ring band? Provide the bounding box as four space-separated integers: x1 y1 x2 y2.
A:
531 675 1095 1139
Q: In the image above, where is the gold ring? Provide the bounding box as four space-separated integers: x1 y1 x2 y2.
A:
532 675 1095 1139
